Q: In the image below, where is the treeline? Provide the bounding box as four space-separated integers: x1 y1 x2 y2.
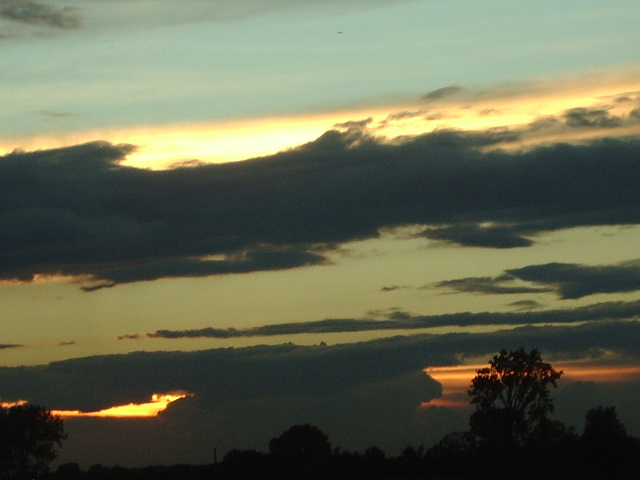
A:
425 406 640 479
46 411 640 480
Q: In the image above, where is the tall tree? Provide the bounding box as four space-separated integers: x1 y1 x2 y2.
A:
0 403 66 480
467 348 562 447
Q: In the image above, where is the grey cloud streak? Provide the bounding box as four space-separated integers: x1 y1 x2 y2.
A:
80 248 327 292
421 223 535 248
1 121 639 290
436 260 640 299
0 0 80 28
434 275 551 294
507 261 640 299
422 85 463 100
119 299 640 340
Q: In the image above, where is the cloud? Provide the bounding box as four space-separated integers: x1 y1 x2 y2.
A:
435 260 640 299
380 285 410 292
507 299 543 310
118 299 640 339
1 125 639 290
0 343 21 349
0 0 80 29
433 275 551 294
422 85 463 101
562 107 623 128
506 260 640 299
81 247 328 291
421 224 535 248
0 337 451 412
37 110 75 118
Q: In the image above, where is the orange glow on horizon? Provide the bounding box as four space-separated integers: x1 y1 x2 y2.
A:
0 400 28 408
422 362 640 409
556 363 640 383
421 365 482 409
51 393 189 418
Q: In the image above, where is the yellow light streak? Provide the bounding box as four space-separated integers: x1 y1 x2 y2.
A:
0 400 28 408
51 393 189 418
1 67 638 170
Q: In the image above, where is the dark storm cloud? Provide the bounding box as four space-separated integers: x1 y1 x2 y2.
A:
507 260 640 299
1 125 639 290
0 0 80 28
119 299 640 340
436 260 640 299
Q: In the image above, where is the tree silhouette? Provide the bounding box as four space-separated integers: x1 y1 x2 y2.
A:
0 403 66 480
268 424 331 479
581 406 640 475
583 405 627 440
468 347 562 447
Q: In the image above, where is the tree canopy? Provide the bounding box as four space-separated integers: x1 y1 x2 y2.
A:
468 347 562 446
0 403 66 480
268 424 332 479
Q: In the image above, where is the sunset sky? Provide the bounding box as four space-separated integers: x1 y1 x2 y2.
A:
1 0 640 468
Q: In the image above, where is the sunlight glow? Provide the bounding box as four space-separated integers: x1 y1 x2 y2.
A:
421 365 482 409
52 393 189 418
422 362 640 409
2 67 638 171
0 400 28 408
557 363 640 383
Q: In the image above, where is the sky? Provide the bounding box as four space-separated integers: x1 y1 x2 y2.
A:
1 0 640 468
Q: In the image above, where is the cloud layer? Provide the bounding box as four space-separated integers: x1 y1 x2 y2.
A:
435 260 640 299
119 299 640 340
0 0 80 29
2 116 639 290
